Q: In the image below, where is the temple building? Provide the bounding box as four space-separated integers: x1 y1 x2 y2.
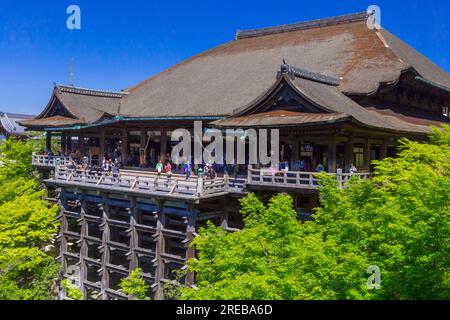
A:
20 11 450 299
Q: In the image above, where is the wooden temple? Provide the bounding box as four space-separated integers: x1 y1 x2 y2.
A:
20 11 450 299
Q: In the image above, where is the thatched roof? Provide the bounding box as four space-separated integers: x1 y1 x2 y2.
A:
120 12 450 118
22 11 450 134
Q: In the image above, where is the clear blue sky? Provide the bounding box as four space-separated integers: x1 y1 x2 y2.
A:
0 0 449 115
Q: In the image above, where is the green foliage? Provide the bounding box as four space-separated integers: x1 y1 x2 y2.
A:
179 125 450 300
0 137 60 300
61 279 83 300
120 268 150 300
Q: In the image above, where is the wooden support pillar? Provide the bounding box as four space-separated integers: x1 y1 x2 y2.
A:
99 129 105 160
67 136 72 153
100 194 110 300
154 200 165 300
345 136 353 172
327 136 336 173
79 194 88 298
364 138 370 170
380 139 387 160
61 133 67 154
121 129 129 163
160 129 167 162
129 197 138 272
140 130 147 167
46 131 52 153
59 193 68 290
185 207 197 286
79 133 85 156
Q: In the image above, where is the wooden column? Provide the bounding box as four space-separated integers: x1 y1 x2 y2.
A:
59 193 68 278
46 131 52 152
327 136 336 173
100 194 110 300
154 200 165 300
121 129 129 163
99 129 105 160
79 133 85 156
79 194 88 298
129 197 138 272
380 139 387 160
160 129 167 162
140 130 147 167
67 136 72 153
345 136 353 172
61 133 67 154
185 207 197 286
364 138 370 170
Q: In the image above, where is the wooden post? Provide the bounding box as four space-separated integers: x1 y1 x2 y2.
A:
67 136 72 153
380 139 387 160
99 129 105 160
185 208 197 286
100 194 110 300
154 200 165 300
129 197 138 271
46 131 52 153
79 194 88 299
247 165 252 184
140 130 147 167
327 136 336 173
196 176 204 196
79 133 85 156
336 168 343 189
364 138 370 171
160 129 167 162
345 136 353 173
121 129 129 163
61 133 67 154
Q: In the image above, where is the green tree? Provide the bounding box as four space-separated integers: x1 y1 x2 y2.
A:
0 137 60 300
61 279 83 300
119 268 150 300
179 125 450 300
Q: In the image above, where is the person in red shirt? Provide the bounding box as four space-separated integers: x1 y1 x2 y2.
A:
165 161 172 178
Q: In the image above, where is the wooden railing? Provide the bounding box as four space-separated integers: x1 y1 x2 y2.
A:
47 165 371 196
32 153 71 167
247 167 371 189
52 167 229 198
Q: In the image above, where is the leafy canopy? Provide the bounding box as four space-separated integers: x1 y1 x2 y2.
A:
119 268 150 300
0 136 60 300
179 125 450 300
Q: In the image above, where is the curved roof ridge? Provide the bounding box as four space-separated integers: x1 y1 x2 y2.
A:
56 84 127 98
236 11 369 39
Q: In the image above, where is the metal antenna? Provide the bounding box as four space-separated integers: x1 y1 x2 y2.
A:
70 58 74 87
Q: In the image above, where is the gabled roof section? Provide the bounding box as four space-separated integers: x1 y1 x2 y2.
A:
21 85 126 129
212 64 450 133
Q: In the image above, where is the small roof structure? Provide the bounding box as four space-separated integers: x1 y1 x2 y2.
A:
211 63 450 134
0 112 35 137
19 85 126 129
